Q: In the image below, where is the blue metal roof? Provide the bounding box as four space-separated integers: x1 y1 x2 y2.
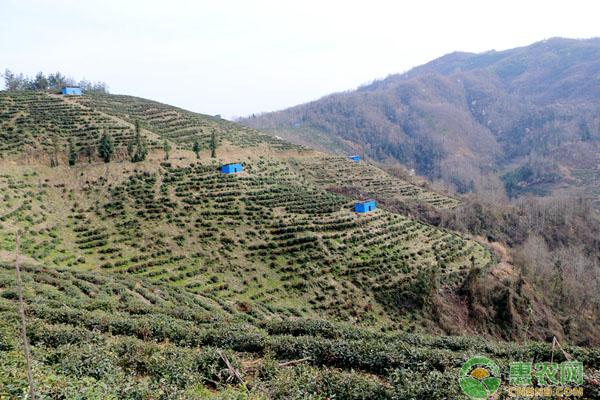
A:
220 163 243 174
61 87 82 96
354 199 377 213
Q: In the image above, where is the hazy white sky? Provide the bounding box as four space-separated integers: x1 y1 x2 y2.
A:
1 0 599 118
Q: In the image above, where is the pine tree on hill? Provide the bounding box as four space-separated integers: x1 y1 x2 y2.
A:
131 120 147 162
193 140 201 159
50 135 60 167
98 133 114 163
68 138 77 166
163 140 172 161
210 132 217 158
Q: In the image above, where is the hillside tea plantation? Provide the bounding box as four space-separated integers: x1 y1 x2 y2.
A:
70 93 304 151
1 262 599 399
0 92 597 399
293 155 459 209
0 92 137 155
0 159 490 326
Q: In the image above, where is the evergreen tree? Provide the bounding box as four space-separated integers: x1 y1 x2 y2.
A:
68 138 77 166
47 72 68 89
131 120 147 162
98 133 114 163
32 72 48 90
50 135 60 167
2 69 27 91
163 140 172 161
193 140 201 159
210 131 217 158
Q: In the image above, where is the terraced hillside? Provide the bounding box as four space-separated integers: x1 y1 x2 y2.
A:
0 91 459 210
1 92 596 398
0 91 302 159
0 92 139 155
70 93 303 151
2 261 600 398
0 157 488 328
292 155 459 208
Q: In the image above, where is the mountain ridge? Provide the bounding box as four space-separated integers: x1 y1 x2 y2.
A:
240 37 600 209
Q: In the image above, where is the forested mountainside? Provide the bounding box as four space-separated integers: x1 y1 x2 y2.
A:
1 91 599 398
240 37 600 210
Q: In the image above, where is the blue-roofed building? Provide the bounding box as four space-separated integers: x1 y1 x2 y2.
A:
349 155 361 162
220 163 243 174
354 199 377 213
61 87 83 96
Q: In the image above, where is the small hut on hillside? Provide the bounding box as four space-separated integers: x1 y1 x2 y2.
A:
220 163 243 174
61 87 82 96
354 199 376 213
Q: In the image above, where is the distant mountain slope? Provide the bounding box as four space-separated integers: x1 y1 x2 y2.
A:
240 37 600 208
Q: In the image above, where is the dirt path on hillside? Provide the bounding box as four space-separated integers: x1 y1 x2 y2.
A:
0 250 39 266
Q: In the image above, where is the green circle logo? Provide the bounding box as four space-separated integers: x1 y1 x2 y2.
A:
459 356 501 399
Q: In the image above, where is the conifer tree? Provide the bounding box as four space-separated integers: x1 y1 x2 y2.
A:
68 138 77 166
193 140 201 159
163 140 172 161
131 120 147 162
210 132 217 158
50 135 60 167
98 133 114 163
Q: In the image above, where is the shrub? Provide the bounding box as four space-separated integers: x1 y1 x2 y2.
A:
51 342 118 381
195 347 240 386
389 368 461 400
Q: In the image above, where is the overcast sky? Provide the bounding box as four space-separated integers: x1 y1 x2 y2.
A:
1 0 599 118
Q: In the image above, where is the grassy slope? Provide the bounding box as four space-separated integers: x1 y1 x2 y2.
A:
0 91 598 399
